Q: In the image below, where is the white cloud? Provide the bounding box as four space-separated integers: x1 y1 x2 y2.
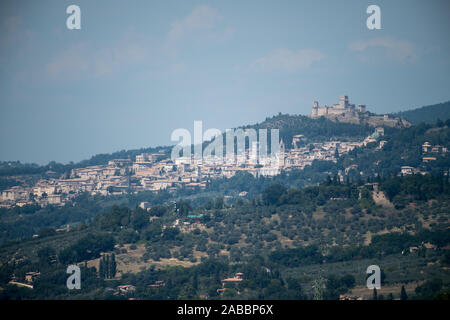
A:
251 48 325 73
45 42 149 80
93 43 148 77
168 5 221 42
45 43 91 79
349 37 416 62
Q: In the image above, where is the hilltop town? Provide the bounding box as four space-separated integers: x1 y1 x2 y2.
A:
1 128 381 208
0 96 442 209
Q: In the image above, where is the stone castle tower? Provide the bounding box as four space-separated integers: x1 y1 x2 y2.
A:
310 95 364 119
309 95 409 128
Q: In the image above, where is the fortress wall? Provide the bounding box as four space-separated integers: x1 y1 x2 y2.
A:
309 96 409 128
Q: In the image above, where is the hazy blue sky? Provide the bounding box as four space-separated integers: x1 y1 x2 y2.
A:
1 0 449 164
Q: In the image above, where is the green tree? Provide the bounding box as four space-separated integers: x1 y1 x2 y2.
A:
38 227 56 238
400 285 408 300
215 197 224 209
110 253 117 278
262 184 287 206
106 255 111 279
37 246 56 267
99 256 105 278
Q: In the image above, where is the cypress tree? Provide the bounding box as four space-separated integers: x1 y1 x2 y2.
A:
106 255 111 279
400 285 408 300
193 272 198 292
111 253 117 278
99 256 104 279
104 255 108 278
333 175 339 185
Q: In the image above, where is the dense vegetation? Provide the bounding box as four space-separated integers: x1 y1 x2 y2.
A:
392 101 450 125
0 172 448 300
337 119 450 179
243 113 374 149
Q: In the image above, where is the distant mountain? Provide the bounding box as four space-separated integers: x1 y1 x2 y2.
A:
391 101 450 125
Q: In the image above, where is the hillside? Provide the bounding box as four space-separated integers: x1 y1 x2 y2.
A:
244 113 374 148
0 172 449 300
392 101 450 125
1 120 449 243
336 119 450 180
0 119 449 300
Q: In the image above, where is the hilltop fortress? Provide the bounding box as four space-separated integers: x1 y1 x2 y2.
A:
310 95 410 128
